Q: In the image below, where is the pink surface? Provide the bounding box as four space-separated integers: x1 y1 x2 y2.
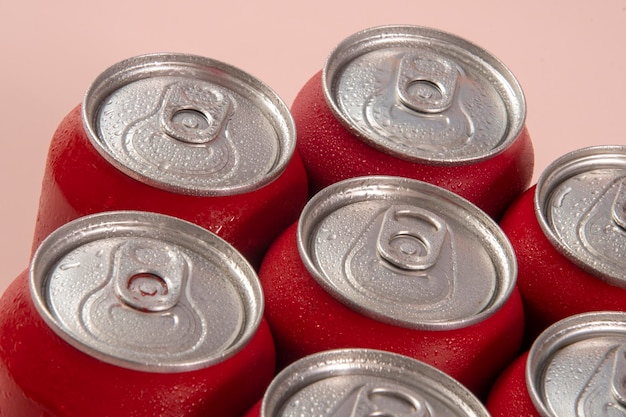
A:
1 1 625 295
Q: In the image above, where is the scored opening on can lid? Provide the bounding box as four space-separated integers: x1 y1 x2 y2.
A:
535 145 626 288
526 311 626 417
322 25 526 165
297 176 517 330
29 211 264 373
82 53 295 196
261 348 489 417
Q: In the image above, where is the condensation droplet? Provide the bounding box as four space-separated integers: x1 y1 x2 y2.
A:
59 262 81 270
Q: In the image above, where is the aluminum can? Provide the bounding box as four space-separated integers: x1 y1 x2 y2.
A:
291 25 534 219
243 348 490 417
0 211 275 417
486 311 626 417
33 53 308 267
258 175 524 397
500 145 626 344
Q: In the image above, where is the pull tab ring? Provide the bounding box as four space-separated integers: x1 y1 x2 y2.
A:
160 82 231 144
396 51 458 114
377 205 446 271
113 240 185 312
611 178 626 231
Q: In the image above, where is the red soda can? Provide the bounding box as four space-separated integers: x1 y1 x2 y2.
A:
500 145 626 343
291 25 534 219
487 311 626 417
244 348 490 417
0 211 275 417
33 53 308 267
258 175 524 397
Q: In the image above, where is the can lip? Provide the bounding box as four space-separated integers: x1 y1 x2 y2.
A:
30 211 264 373
322 24 527 165
526 311 626 417
297 175 518 330
82 52 296 196
534 144 626 286
261 348 489 417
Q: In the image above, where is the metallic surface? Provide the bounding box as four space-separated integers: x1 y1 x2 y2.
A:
83 53 295 196
526 311 626 417
535 145 626 287
297 176 517 329
322 25 526 164
261 349 489 417
29 211 263 372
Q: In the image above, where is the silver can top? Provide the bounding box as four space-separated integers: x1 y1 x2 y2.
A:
261 349 489 417
83 53 295 196
29 211 264 372
526 311 626 417
535 145 626 288
322 25 526 164
297 176 517 330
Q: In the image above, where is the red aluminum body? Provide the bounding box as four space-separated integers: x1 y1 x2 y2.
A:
244 401 262 417
33 105 307 268
0 270 276 417
500 185 626 345
291 26 534 218
292 71 533 220
486 312 626 416
32 54 308 268
485 352 539 417
258 221 524 398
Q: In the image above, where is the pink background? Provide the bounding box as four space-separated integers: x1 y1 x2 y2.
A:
1 1 625 296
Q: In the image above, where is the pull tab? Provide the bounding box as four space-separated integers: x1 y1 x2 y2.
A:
377 205 446 271
396 51 458 114
330 383 432 417
611 178 626 231
113 240 185 312
160 82 231 144
612 345 626 407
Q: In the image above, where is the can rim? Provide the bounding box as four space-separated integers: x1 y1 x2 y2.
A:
297 175 518 330
261 348 490 417
526 311 626 417
82 52 296 196
534 144 626 286
29 210 264 373
322 24 527 165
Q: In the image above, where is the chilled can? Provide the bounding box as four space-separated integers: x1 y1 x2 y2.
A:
500 145 626 344
0 211 275 417
244 348 490 417
258 175 524 397
291 25 534 219
33 53 308 267
487 311 626 417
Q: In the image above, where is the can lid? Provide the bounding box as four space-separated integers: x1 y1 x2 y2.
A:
29 211 264 372
535 145 626 287
322 25 526 164
261 348 489 417
526 311 626 417
297 176 517 330
83 53 295 196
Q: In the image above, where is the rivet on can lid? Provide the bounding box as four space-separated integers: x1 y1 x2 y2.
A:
260 349 490 417
29 211 264 372
82 53 295 196
322 25 526 164
297 176 517 330
526 311 626 416
535 145 626 288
